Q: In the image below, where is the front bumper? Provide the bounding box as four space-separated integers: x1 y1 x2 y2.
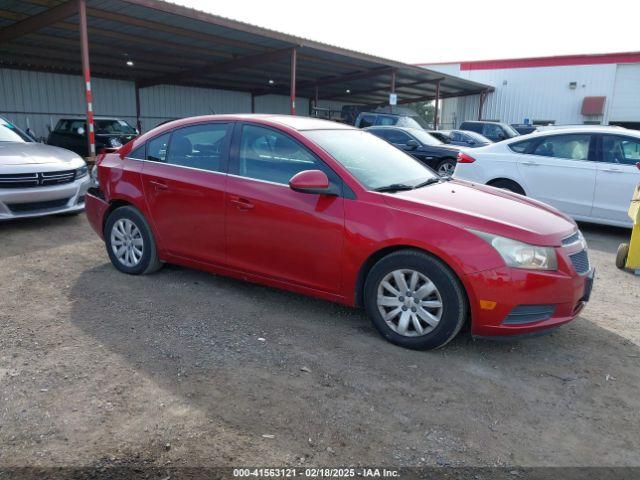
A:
0 176 90 220
466 265 594 337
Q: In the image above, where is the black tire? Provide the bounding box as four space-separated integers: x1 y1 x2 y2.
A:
488 179 525 195
104 206 162 275
436 158 456 177
363 250 468 350
616 243 629 270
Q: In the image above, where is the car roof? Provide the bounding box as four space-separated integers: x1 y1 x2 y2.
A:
505 125 640 142
364 125 424 133
57 116 128 121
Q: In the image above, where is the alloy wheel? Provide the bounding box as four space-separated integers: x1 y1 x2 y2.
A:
437 162 455 177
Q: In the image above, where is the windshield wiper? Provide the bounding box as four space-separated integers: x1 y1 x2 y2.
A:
413 177 442 189
374 183 415 193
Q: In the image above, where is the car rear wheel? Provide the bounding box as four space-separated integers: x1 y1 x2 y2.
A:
104 206 162 275
364 250 468 350
488 179 525 195
436 159 456 177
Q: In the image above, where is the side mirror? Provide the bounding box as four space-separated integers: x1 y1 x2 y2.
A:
405 139 419 150
76 127 85 136
289 170 338 196
636 162 640 171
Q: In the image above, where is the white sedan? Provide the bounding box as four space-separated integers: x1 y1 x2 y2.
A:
453 126 640 228
0 118 90 221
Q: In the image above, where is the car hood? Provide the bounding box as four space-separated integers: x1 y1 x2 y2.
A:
383 179 576 246
0 142 81 165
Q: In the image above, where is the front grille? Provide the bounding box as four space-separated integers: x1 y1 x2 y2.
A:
7 197 71 213
0 172 38 188
503 304 556 325
0 170 76 189
562 231 581 246
569 250 590 275
41 170 76 186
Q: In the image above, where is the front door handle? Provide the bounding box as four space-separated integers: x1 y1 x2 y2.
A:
522 161 538 166
604 168 623 173
229 196 254 211
149 179 168 190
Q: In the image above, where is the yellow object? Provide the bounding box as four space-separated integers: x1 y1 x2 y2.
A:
625 184 640 271
479 300 497 310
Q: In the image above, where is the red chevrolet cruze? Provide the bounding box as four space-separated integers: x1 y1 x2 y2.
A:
86 115 594 349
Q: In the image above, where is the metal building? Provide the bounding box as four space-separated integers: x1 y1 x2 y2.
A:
0 0 490 154
419 52 640 130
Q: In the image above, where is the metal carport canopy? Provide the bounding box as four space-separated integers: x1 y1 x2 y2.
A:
0 0 492 102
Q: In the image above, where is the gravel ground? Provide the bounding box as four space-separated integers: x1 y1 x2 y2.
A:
1 215 639 471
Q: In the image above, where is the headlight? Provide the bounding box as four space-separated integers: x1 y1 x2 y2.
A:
109 137 122 148
76 164 88 179
470 230 558 270
90 164 99 187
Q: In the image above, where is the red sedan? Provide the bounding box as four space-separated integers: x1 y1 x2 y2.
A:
85 115 594 350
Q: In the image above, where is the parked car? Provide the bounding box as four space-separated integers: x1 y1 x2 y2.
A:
0 115 39 142
86 115 593 350
365 126 460 176
453 126 640 228
433 129 492 148
459 121 520 143
47 116 138 157
0 117 90 220
511 124 539 135
354 111 429 130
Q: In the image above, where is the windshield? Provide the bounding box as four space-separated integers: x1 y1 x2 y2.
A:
409 129 443 146
305 129 438 190
502 123 520 138
461 130 491 143
398 116 429 129
95 119 136 135
0 120 30 142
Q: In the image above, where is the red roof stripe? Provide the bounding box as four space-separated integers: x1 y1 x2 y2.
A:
417 52 640 70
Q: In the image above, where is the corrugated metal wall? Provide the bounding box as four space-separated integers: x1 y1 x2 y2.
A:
1 68 353 141
426 63 622 128
609 64 640 122
1 69 137 140
139 84 251 130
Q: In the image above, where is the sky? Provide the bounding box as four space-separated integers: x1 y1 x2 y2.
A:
171 0 639 64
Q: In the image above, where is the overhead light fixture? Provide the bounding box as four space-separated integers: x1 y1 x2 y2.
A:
126 60 134 67
346 89 351 94
268 79 274 85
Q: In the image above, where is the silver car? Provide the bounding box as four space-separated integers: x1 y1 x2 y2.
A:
0 118 90 220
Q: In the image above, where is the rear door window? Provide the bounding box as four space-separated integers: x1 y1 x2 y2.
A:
358 115 376 128
531 134 591 161
375 115 398 126
460 122 481 133
165 123 230 172
385 129 412 144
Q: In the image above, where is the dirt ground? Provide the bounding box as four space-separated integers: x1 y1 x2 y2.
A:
1 215 639 471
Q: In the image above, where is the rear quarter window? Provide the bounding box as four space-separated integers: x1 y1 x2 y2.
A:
508 139 535 153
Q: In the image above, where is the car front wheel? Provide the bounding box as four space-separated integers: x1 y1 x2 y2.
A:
364 250 468 350
104 206 162 275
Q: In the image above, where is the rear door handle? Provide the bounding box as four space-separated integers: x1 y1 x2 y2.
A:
149 179 168 190
229 196 254 211
522 161 538 166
